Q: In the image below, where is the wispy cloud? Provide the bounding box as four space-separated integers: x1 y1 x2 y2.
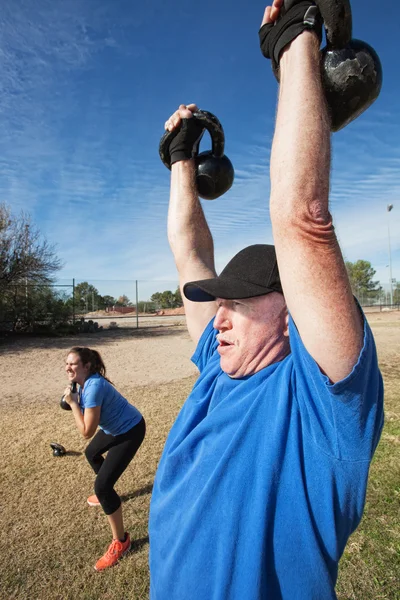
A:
0 1 398 300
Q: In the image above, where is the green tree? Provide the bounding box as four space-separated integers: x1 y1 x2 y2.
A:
115 295 131 307
136 300 156 313
0 203 64 331
0 203 62 288
150 292 162 310
393 282 400 305
74 282 102 313
100 295 116 309
345 260 381 303
150 288 182 309
174 286 183 307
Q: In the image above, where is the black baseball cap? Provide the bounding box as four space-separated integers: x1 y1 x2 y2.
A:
183 244 282 302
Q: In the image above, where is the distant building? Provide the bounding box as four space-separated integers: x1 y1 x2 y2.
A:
106 306 135 314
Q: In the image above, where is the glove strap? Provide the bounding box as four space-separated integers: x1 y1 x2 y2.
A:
259 2 322 74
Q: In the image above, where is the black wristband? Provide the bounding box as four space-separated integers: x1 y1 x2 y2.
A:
169 118 205 165
259 1 322 72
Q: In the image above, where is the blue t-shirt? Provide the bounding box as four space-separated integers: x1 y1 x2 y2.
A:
149 314 383 600
81 374 142 436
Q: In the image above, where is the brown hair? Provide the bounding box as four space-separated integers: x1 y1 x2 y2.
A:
68 347 114 385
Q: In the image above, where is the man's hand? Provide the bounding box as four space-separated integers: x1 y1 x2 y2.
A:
164 103 198 131
260 0 284 27
165 104 205 166
259 0 322 73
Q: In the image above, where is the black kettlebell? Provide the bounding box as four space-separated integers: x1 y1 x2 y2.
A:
50 442 67 457
159 110 234 200
321 39 382 132
276 0 382 131
316 0 382 131
60 382 77 411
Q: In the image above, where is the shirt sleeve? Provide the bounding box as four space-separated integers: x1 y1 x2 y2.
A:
289 310 384 461
191 317 219 373
82 377 105 409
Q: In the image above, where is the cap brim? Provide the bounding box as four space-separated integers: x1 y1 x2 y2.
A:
183 277 280 302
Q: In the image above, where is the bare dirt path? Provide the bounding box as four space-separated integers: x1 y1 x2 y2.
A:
1 311 398 404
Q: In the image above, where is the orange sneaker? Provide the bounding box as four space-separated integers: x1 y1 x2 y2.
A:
94 534 131 571
87 494 100 507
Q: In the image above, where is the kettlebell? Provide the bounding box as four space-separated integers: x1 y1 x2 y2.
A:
275 0 382 131
50 442 67 457
60 382 77 411
159 110 234 200
316 0 382 131
321 39 382 131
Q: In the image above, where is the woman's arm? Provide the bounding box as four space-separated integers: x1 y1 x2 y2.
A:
63 387 101 440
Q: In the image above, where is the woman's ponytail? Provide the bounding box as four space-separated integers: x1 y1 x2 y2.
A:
68 347 114 385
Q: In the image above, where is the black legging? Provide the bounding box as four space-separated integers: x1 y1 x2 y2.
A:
85 417 146 515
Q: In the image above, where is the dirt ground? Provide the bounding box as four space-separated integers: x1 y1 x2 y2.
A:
1 310 398 403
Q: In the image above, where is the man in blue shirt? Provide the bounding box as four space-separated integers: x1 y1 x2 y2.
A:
149 1 384 598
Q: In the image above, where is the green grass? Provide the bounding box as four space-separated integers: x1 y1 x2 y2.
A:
0 376 196 600
336 362 400 600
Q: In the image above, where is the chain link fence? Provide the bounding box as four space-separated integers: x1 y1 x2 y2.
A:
0 278 398 334
0 279 183 333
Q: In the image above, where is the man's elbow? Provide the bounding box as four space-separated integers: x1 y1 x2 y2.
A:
272 202 337 247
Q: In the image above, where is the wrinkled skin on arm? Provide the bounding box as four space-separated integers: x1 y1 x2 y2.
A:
265 1 363 383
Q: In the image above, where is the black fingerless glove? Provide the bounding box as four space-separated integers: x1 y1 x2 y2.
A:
169 118 205 165
259 1 322 74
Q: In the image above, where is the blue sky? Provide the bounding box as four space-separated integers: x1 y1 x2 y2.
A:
0 0 399 301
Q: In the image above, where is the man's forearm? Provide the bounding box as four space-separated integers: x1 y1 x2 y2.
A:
267 29 362 382
270 32 331 223
168 160 215 274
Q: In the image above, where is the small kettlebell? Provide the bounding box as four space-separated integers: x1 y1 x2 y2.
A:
60 382 77 411
50 442 67 457
159 110 234 200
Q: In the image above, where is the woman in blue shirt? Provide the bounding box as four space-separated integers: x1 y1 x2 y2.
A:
63 346 145 571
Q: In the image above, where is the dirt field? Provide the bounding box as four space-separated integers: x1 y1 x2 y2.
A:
1 322 196 401
2 310 398 401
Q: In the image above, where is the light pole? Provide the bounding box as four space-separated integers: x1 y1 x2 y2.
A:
387 204 393 306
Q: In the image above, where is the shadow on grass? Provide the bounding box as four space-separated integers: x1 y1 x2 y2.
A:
129 536 149 554
121 483 153 503
0 324 188 355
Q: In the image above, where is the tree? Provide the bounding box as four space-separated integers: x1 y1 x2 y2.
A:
174 286 183 307
74 282 102 312
0 203 62 288
101 295 116 309
150 288 183 309
0 203 65 331
393 282 400 305
345 260 381 303
115 295 131 307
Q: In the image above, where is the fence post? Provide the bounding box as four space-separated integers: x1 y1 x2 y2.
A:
72 279 75 324
136 280 139 329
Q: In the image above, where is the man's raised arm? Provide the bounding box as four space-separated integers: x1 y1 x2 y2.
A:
262 1 363 382
165 104 217 344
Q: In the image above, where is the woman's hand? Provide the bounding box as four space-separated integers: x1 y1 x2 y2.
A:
63 385 79 407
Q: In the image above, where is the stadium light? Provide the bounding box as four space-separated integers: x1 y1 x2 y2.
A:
387 204 394 306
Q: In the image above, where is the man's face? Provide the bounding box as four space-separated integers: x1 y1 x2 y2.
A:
213 292 289 378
